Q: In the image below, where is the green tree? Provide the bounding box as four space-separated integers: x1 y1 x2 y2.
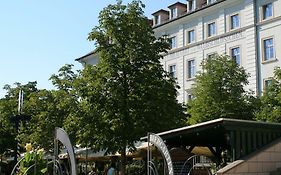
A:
0 82 38 156
18 64 79 150
188 54 256 124
0 65 79 157
76 1 186 174
0 98 16 155
256 67 281 122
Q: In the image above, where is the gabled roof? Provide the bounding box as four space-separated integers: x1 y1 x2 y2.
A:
168 2 187 9
151 9 169 16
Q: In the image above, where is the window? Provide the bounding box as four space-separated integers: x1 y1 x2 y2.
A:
208 0 216 4
262 3 273 20
231 14 240 29
231 47 240 65
155 15 160 25
187 30 195 44
187 60 196 79
169 65 176 78
189 0 196 11
187 94 193 101
263 38 274 61
170 36 177 49
207 53 216 59
171 8 177 19
208 22 216 37
264 79 273 90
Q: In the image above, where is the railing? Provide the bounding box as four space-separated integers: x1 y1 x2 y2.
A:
180 155 214 175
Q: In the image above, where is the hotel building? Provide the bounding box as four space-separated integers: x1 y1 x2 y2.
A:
76 0 281 104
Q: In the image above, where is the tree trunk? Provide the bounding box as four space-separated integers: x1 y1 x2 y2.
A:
120 146 126 175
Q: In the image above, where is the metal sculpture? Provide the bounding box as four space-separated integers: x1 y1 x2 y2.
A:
54 127 77 175
147 133 174 175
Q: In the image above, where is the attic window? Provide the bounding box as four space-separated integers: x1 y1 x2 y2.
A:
155 15 160 25
189 0 196 11
171 8 177 19
208 0 216 4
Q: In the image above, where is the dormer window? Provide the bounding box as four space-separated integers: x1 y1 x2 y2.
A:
208 0 216 4
171 8 177 19
189 0 196 11
155 15 160 25
152 9 169 26
168 2 186 18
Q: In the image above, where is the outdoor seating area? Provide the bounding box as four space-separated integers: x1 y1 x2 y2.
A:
48 118 281 175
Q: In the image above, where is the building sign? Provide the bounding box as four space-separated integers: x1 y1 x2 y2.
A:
148 133 174 175
197 31 243 50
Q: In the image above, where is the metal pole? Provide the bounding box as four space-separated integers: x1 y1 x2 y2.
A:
86 147 88 175
54 138 58 175
147 133 150 175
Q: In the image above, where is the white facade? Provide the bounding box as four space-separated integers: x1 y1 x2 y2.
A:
152 0 281 103
76 0 281 104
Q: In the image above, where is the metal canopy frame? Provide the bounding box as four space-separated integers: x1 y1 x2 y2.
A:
142 118 281 162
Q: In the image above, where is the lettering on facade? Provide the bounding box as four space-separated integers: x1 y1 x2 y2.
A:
197 32 243 50
149 133 174 175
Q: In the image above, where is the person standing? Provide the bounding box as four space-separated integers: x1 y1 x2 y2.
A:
107 163 116 175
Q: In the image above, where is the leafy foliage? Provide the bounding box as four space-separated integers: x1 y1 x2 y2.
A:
0 64 80 153
18 64 79 150
0 98 16 154
255 67 281 122
0 82 38 154
188 54 257 124
18 145 47 175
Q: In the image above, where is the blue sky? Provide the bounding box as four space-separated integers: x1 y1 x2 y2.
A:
0 0 183 98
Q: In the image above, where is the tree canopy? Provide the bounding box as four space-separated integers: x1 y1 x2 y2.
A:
19 64 79 150
188 54 257 124
0 64 80 154
0 82 39 154
255 67 281 122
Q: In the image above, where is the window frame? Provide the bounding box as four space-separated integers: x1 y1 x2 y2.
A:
189 0 196 11
170 36 177 49
207 52 217 59
187 29 196 44
187 94 194 102
168 64 177 79
208 0 216 5
171 8 177 19
187 59 196 80
230 13 240 30
207 22 216 37
262 36 275 62
263 78 273 90
155 15 160 25
230 46 241 65
261 3 273 21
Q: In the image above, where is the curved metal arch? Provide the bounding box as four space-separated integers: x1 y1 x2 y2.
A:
148 161 159 175
55 127 77 175
10 156 25 175
148 133 174 175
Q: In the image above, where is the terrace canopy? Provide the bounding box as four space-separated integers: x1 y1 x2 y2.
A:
142 118 281 162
